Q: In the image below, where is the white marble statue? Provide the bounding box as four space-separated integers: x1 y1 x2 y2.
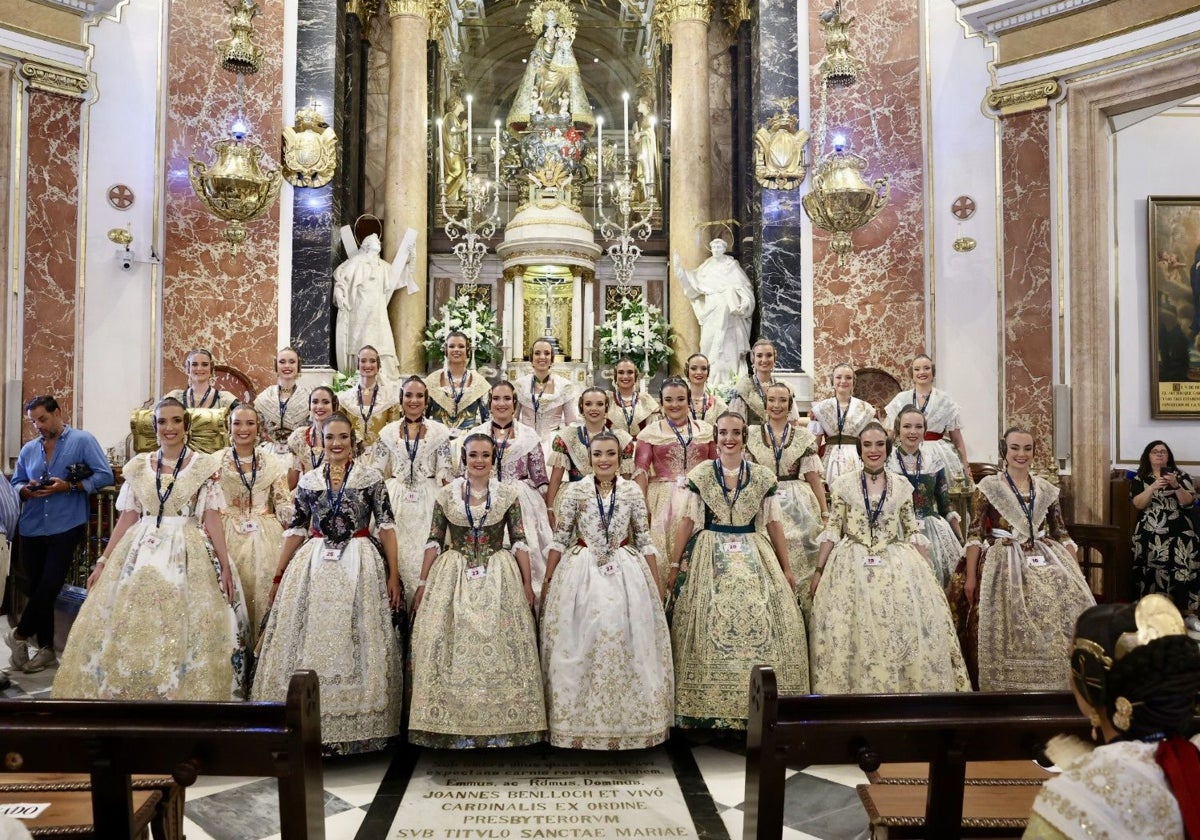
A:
333 229 418 382
673 239 755 386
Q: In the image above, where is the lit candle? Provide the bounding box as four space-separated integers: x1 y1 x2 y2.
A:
436 118 445 185
596 116 603 187
494 120 501 185
466 94 473 159
621 92 629 162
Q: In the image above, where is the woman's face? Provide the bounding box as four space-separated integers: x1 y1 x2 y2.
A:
765 388 791 421
898 412 925 449
860 429 889 469
464 441 495 478
1004 433 1035 470
446 336 469 365
911 357 934 387
155 405 188 448
752 344 776 376
716 416 745 456
490 388 515 423
581 392 608 424
687 357 709 388
402 383 427 419
531 342 553 374
357 349 380 380
615 362 638 391
590 440 620 480
230 408 259 448
276 351 299 382
661 385 689 422
323 420 354 464
1148 444 1170 470
310 390 335 422
187 353 212 382
832 366 855 396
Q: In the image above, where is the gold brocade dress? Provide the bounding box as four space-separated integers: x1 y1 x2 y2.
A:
810 471 970 694
728 376 801 426
670 460 809 728
947 475 1095 691
336 384 400 453
409 479 547 748
745 424 825 621
606 391 660 437
54 452 250 700
214 448 293 642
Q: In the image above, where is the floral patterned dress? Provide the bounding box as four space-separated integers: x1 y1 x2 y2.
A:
409 479 547 748
547 424 636 484
542 477 673 749
1129 471 1199 612
515 373 579 457
946 474 1096 691
810 470 970 694
424 369 491 437
336 384 400 453
634 419 716 583
728 376 800 426
286 425 327 481
809 396 876 485
883 388 970 488
252 464 403 754
606 391 660 437
671 460 809 728
745 424 825 620
690 392 728 424
886 446 962 588
254 384 311 455
54 451 250 701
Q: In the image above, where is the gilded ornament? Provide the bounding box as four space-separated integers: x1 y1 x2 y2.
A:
753 100 809 190
952 236 976 253
801 145 889 265
18 61 89 99
189 138 282 253
653 0 711 42
282 103 338 188
216 0 263 76
1114 592 1185 661
816 1 864 89
388 0 449 34
986 80 1061 116
107 228 133 247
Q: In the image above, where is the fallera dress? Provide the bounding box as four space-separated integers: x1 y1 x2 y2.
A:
514 373 578 457
670 459 809 728
689 392 728 424
883 388 969 488
252 463 403 754
546 424 636 484
886 446 962 588
745 423 825 620
54 451 249 700
727 376 802 426
606 390 660 437
409 479 547 748
947 474 1096 691
1129 471 1199 612
287 425 327 482
541 476 673 749
423 369 491 437
336 383 400 453
809 396 875 486
810 470 970 694
253 384 311 455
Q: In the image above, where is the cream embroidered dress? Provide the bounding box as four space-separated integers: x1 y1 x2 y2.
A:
745 424 825 620
409 479 547 748
633 419 716 582
810 470 970 694
547 424 636 484
254 384 311 454
883 388 968 487
886 446 962 588
1024 736 1200 839
728 376 800 426
337 383 400 453
514 373 578 456
287 425 326 481
606 391 660 437
541 477 673 749
215 447 294 642
690 392 728 424
252 464 403 754
947 474 1096 691
373 418 453 608
423 369 491 437
54 451 250 701
670 460 809 728
809 396 875 485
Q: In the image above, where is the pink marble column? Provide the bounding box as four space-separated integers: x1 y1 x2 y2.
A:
163 2 283 391
1000 108 1054 475
22 89 82 434
808 0 926 392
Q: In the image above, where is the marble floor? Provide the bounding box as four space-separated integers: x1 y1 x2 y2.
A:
3 661 871 840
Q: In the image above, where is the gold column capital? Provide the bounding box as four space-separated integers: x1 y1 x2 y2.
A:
387 0 448 34
18 61 89 99
986 78 1060 116
653 0 711 42
347 0 380 19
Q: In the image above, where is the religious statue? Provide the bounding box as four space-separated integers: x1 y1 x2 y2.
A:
440 95 467 204
333 230 418 381
506 1 595 135
632 96 660 205
673 239 755 385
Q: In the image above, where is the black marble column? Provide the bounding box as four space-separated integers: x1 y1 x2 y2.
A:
742 0 805 372
289 0 346 368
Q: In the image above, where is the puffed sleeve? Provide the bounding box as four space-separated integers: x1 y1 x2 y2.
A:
629 488 658 557
284 486 315 539
525 442 550 490
426 497 448 553
620 437 636 477
433 438 453 484
271 472 295 527
1047 500 1075 549
549 483 579 556
900 494 931 548
678 478 705 524
817 488 846 545
633 439 653 480
195 475 227 517
728 392 748 421
546 433 572 472
964 490 990 551
365 438 391 477
115 480 143 513
370 479 396 531
561 389 580 425
799 452 823 477
505 495 530 554
933 468 959 523
758 482 784 529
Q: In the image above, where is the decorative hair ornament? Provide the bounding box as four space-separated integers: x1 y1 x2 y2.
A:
1114 593 1186 661
1111 696 1135 732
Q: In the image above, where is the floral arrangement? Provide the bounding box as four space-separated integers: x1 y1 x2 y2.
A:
423 293 501 367
598 296 674 375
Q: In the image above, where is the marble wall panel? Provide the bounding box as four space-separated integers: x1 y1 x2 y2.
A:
709 25 733 226
22 90 81 433
1000 108 1054 475
363 12 391 219
808 0 925 395
162 0 284 391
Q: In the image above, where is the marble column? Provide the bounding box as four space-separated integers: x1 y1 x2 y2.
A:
384 0 444 374
660 0 709 374
290 0 346 368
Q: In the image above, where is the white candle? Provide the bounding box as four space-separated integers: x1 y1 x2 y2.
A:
616 313 624 353
503 282 514 361
514 273 525 355
622 92 629 162
642 311 650 378
470 311 478 370
596 116 603 187
436 118 445 185
494 120 501 185
648 116 657 187
584 281 595 366
466 95 473 158
571 273 582 360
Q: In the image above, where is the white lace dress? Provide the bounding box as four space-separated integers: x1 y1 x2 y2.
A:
883 387 969 487
809 397 876 485
514 373 579 458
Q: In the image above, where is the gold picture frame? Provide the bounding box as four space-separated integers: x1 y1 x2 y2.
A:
1147 196 1200 419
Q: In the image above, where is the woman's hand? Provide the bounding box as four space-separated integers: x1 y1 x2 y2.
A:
87 561 106 591
219 564 235 604
783 568 797 592
964 575 979 606
525 583 536 610
809 569 821 597
387 574 403 610
664 568 678 599
412 586 425 615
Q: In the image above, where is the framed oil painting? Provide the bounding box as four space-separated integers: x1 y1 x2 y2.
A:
1147 196 1200 419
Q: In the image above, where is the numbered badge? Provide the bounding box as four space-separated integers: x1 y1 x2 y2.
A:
239 519 260 534
321 547 341 562
141 533 162 550
466 565 487 580
1026 555 1047 568
403 489 420 504
600 562 618 576
863 555 883 567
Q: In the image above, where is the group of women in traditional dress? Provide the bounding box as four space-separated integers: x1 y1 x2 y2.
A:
51 336 1114 756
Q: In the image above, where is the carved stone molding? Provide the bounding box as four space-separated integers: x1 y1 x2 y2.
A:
986 78 1060 115
387 0 448 34
954 0 1108 40
653 0 711 42
18 61 90 99
36 0 122 16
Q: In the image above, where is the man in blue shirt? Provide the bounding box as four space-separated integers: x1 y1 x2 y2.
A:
7 395 114 673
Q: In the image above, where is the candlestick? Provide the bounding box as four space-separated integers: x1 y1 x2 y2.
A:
436 118 445 186
616 313 624 354
647 116 657 187
466 94 473 158
494 120 501 185
596 116 603 188
470 310 478 370
621 92 629 163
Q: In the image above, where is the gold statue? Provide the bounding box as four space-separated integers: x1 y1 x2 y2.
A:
440 94 468 203
506 0 595 134
633 96 660 204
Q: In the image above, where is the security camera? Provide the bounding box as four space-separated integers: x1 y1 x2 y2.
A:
119 252 133 272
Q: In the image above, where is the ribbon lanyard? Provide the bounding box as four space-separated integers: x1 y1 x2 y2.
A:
493 423 513 468
446 368 467 413
325 461 353 522
232 448 258 504
897 447 922 481
714 458 748 518
359 383 379 427
690 394 708 422
186 386 213 409
860 471 888 544
154 447 187 528
667 418 694 472
912 389 931 414
835 399 848 438
766 423 791 477
277 386 294 430
307 425 324 470
596 479 618 546
616 390 638 428
531 374 550 416
402 419 422 485
1004 470 1037 543
463 480 492 559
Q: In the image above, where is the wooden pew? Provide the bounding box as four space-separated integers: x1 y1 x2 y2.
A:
741 666 1091 840
0 670 324 840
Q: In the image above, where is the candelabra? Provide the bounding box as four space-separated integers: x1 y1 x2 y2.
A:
594 94 657 288
436 96 502 284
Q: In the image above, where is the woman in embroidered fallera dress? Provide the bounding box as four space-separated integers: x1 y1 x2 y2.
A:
545 388 635 527
286 386 339 490
607 357 660 437
883 354 972 490
215 405 293 642
463 382 555 592
253 346 310 456
55 398 249 700
947 427 1095 691
685 353 728 424
1129 439 1199 612
745 382 827 620
409 433 546 748
1024 595 1200 839
886 405 963 588
337 345 399 454
165 348 241 453
666 412 808 728
541 432 673 749
373 376 453 608
728 339 800 426
515 338 579 455
424 331 491 436
254 414 403 755
810 363 876 486
634 377 716 589
809 422 970 694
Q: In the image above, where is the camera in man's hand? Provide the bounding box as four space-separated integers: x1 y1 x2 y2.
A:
65 463 94 484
